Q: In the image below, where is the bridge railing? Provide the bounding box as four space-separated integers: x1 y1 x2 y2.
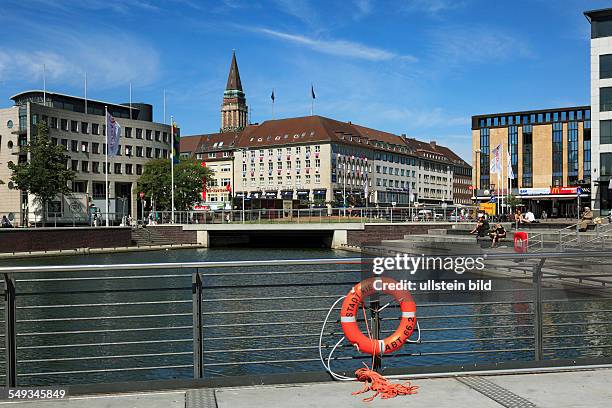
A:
142 206 476 225
0 252 611 389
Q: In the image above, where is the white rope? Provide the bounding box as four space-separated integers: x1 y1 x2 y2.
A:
318 295 354 381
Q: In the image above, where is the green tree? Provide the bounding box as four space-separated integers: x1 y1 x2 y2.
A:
505 194 522 211
137 158 213 212
8 121 75 226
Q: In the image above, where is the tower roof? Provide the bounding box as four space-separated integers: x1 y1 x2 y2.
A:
225 50 243 92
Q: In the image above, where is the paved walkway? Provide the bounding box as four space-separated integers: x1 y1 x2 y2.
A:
2 368 611 407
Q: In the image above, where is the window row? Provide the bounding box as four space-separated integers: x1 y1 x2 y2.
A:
68 161 143 175
50 137 168 158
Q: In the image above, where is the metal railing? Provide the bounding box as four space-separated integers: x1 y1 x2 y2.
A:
0 252 611 388
142 206 476 226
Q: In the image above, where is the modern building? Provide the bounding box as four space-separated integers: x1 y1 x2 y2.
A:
181 52 470 209
586 8 612 216
0 90 172 225
471 106 592 217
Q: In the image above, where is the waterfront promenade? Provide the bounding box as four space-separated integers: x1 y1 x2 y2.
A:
1 368 610 407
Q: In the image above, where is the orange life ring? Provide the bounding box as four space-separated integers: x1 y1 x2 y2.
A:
340 276 416 355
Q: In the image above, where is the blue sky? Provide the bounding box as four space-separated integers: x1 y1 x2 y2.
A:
0 0 609 160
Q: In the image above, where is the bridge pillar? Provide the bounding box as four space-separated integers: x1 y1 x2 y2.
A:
196 230 210 248
331 229 348 249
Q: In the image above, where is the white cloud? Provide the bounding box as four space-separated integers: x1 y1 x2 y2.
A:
428 26 533 67
352 0 373 19
401 0 467 14
0 32 160 90
251 27 416 62
272 0 321 28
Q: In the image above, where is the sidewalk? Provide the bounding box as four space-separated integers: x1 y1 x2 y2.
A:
2 368 611 407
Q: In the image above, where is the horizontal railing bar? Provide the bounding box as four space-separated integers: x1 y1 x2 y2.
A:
201 289 537 303
17 312 192 323
20 351 193 363
18 338 193 350
2 252 610 274
19 287 192 296
18 364 194 377
543 344 612 351
17 300 192 310
15 268 363 283
16 274 192 283
202 347 536 367
544 309 612 315
0 258 363 274
543 297 612 303
543 321 612 327
17 325 192 337
543 332 612 339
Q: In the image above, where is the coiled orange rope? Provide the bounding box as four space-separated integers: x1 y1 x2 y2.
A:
352 302 419 402
353 367 419 402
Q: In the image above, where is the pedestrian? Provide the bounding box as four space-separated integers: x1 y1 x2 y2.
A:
578 207 594 232
1 215 12 228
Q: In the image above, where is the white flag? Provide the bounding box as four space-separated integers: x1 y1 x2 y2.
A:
490 145 502 174
507 150 515 180
107 112 121 157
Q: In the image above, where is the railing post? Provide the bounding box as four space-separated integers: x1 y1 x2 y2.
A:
371 298 382 372
532 258 546 361
192 271 203 379
4 273 17 387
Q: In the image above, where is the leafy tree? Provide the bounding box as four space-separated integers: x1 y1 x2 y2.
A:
505 194 522 211
8 122 74 226
137 158 213 212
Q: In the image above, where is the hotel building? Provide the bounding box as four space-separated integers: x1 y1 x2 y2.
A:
182 52 470 209
471 106 591 217
0 90 172 225
586 8 612 216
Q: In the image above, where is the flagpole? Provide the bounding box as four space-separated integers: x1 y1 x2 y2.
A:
84 72 88 114
501 145 504 216
129 83 132 120
171 115 175 223
272 88 275 120
43 64 46 106
105 105 109 227
163 89 166 124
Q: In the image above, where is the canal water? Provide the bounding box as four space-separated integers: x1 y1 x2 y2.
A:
1 248 611 386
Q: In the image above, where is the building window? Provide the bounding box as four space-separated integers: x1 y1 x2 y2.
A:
602 153 612 177
567 122 579 185
600 87 612 112
60 119 68 131
146 129 152 140
92 182 106 199
601 54 612 79
50 117 58 129
114 163 122 174
81 161 89 172
136 164 143 175
126 164 133 174
552 122 563 186
71 140 78 152
522 127 533 188
136 128 143 139
81 122 88 134
92 162 99 173
479 127 490 189
146 147 152 158
136 146 143 157
601 120 612 145
71 120 78 132
125 127 132 138
592 20 612 39
71 160 79 171
508 126 518 188
584 131 591 183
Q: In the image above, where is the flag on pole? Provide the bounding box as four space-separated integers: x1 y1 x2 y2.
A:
271 90 275 102
490 144 502 174
311 84 316 99
172 120 180 164
106 112 121 157
507 150 515 180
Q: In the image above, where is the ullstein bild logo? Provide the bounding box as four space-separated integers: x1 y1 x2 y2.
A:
372 254 486 275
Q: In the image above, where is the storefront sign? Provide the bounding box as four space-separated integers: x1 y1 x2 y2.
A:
550 187 578 195
518 187 550 196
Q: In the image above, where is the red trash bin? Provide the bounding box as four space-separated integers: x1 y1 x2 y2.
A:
514 231 528 253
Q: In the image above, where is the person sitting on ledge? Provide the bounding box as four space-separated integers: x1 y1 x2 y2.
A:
469 216 489 237
488 223 507 248
1 215 12 228
578 206 594 232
